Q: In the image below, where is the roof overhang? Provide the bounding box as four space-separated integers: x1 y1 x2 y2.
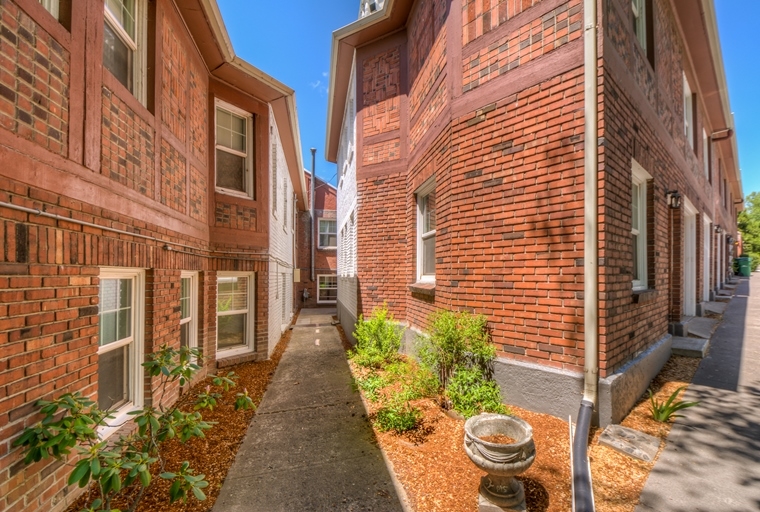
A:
673 0 743 206
176 0 307 209
325 0 414 162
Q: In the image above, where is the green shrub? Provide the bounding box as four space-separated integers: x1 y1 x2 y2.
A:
418 310 495 389
356 373 388 402
374 399 421 432
649 386 699 422
351 303 403 368
446 366 509 419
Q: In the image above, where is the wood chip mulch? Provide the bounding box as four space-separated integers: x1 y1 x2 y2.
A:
67 323 292 512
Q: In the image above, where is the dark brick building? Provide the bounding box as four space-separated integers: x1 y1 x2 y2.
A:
327 0 742 425
0 0 305 509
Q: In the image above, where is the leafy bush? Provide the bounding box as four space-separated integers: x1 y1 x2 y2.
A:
374 398 422 432
356 373 388 402
13 346 253 512
649 386 699 422
418 310 495 389
351 303 403 368
446 366 509 419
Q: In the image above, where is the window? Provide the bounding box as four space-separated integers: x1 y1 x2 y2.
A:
317 275 337 303
416 180 436 282
180 272 197 354
632 160 651 290
103 0 146 103
632 0 653 67
683 74 694 150
98 268 144 414
318 219 337 249
703 129 710 181
216 100 254 197
40 0 59 18
217 273 254 353
271 143 278 215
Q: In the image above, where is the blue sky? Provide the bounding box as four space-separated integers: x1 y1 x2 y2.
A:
217 1 756 196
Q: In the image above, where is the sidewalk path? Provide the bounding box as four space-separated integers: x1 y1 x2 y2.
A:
213 308 406 512
636 275 760 512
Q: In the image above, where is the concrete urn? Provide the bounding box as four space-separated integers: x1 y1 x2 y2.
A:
463 413 536 511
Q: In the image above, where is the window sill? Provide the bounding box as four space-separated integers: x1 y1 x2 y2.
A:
409 281 435 297
632 289 657 304
215 187 253 201
98 404 141 440
216 346 255 360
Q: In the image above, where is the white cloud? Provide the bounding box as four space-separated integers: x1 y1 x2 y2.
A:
310 80 322 89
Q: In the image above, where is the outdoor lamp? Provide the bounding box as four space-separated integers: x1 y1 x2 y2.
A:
665 190 682 209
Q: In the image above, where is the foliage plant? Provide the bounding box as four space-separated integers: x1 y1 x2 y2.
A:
417 310 509 418
649 386 699 422
738 191 760 272
12 345 255 512
355 373 388 402
374 397 422 433
446 366 509 419
351 303 403 368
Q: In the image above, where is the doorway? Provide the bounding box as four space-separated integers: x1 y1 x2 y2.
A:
703 215 712 303
683 199 698 317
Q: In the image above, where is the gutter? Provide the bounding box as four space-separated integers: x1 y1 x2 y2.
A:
574 0 598 510
310 148 316 283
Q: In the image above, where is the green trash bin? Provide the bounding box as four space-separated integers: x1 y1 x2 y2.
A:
738 256 751 277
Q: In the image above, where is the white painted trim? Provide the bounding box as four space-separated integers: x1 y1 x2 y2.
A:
416 178 436 283
702 215 712 302
216 272 256 354
631 159 651 290
180 271 198 355
214 99 254 199
97 267 145 439
318 218 337 249
317 274 338 304
683 197 697 317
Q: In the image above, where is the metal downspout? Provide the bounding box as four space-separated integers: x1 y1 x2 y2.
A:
573 0 598 510
310 148 317 283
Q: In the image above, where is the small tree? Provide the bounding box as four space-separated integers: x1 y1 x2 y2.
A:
351 303 403 368
12 345 255 512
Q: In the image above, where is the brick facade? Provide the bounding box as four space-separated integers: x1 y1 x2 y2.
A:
0 1 303 510
329 0 740 422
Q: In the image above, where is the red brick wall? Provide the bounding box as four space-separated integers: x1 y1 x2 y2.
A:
463 0 547 45
160 138 187 213
362 138 401 165
161 13 187 142
362 47 401 138
0 0 69 157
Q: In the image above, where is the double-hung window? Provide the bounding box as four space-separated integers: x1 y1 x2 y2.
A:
317 275 338 303
217 273 255 353
98 268 144 414
216 100 254 198
702 129 710 181
39 0 59 18
103 0 146 103
416 180 436 282
632 160 651 290
683 73 694 150
631 0 653 66
180 272 197 354
318 219 337 249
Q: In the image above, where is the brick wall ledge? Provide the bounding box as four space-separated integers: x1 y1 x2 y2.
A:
216 351 260 368
632 289 658 304
408 282 436 297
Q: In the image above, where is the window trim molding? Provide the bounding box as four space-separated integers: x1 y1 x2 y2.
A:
632 159 652 291
103 0 147 105
180 271 198 356
97 267 145 439
216 272 256 358
683 73 694 150
317 274 338 304
416 178 436 284
317 218 337 250
215 99 255 199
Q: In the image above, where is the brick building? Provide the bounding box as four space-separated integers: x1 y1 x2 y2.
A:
0 0 305 510
296 170 338 308
327 0 742 425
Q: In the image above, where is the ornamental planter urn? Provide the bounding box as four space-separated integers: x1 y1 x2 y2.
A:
463 413 536 512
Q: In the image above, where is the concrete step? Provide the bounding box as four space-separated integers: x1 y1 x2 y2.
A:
686 317 718 339
672 336 709 358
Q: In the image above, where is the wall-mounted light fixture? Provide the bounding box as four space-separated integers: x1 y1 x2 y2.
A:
715 225 723 234
665 190 682 209
727 236 735 245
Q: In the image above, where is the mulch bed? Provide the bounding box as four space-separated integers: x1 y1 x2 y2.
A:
68 315 701 512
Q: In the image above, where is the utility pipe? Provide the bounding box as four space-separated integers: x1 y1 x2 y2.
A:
310 148 317 282
573 0 598 509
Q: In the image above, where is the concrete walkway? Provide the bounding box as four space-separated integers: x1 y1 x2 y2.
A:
213 308 406 512
636 274 760 512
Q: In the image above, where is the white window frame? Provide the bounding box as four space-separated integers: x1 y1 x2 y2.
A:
215 99 254 199
317 274 338 304
97 267 145 439
216 272 255 358
180 271 198 357
632 159 652 290
702 129 710 180
683 73 694 150
40 0 59 19
103 0 147 105
416 179 436 283
632 0 647 55
318 218 337 249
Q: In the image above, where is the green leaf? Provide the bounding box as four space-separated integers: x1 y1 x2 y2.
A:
192 486 207 501
160 472 176 480
68 460 90 487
